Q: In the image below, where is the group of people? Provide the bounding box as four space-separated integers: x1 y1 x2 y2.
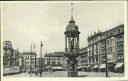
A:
34 68 54 76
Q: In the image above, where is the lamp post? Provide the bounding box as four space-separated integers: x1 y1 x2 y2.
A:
30 43 36 77
40 41 43 77
104 40 108 77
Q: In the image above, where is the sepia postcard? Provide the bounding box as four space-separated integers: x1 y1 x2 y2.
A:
0 1 128 81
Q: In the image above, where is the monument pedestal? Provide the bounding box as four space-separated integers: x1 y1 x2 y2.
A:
68 71 78 77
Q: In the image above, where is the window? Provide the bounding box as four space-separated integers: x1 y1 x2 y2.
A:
121 45 124 51
52 61 55 66
57 57 61 60
110 32 113 35
47 61 50 65
107 48 109 53
113 55 115 58
120 36 123 42
117 29 120 33
110 39 112 43
58 61 61 65
110 47 112 52
48 58 51 60
96 57 98 62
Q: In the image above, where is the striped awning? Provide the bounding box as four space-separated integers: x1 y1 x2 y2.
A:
115 63 124 68
99 64 106 69
52 66 62 69
93 65 99 68
77 66 82 69
87 65 91 68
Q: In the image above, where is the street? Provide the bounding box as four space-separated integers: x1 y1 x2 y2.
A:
5 71 124 77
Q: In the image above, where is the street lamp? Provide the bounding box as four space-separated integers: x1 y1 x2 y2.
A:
30 43 36 77
40 41 43 77
104 40 108 77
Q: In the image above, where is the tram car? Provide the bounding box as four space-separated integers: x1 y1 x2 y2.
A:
3 66 20 76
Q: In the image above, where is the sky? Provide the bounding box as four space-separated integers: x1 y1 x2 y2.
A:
2 1 125 57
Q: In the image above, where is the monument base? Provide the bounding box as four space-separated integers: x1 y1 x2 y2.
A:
68 71 78 77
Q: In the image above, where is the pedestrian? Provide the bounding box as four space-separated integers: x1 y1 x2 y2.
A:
50 69 53 73
36 71 38 76
40 70 42 77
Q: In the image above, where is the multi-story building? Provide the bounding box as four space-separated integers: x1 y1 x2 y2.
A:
3 41 21 67
87 30 103 67
99 24 124 71
14 49 21 66
3 41 22 75
19 53 24 68
115 26 124 63
3 41 15 67
77 47 88 71
35 58 45 70
35 58 40 67
44 52 65 70
22 52 36 70
87 24 124 72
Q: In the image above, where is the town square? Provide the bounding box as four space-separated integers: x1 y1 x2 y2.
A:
1 1 126 78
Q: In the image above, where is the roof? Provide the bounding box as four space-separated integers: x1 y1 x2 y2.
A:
104 24 124 34
66 16 79 32
45 52 64 57
87 24 124 41
22 51 36 55
87 32 103 41
66 23 78 31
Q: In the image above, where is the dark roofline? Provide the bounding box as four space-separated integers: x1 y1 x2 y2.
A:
104 24 124 34
45 52 64 57
87 24 124 41
87 32 103 41
22 51 36 55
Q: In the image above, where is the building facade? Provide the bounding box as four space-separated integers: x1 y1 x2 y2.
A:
80 24 124 72
99 24 124 71
44 52 65 70
77 47 88 71
3 41 22 75
35 58 45 70
3 41 21 67
22 52 36 70
87 31 103 67
3 41 15 67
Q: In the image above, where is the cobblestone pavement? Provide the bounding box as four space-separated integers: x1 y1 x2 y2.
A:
5 71 124 77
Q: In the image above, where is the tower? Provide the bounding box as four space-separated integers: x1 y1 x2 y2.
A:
64 3 80 77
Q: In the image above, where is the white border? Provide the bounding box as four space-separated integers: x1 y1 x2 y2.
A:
1 1 128 81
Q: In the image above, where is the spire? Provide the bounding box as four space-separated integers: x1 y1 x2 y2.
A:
69 3 75 23
71 3 74 21
71 8 74 21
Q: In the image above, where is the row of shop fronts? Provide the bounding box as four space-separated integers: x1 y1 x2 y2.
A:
77 62 124 73
77 24 124 73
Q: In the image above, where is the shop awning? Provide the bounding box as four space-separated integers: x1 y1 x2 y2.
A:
82 66 87 68
87 65 91 68
115 63 124 68
77 66 82 69
93 65 99 69
99 64 106 69
46 66 52 69
52 66 62 69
